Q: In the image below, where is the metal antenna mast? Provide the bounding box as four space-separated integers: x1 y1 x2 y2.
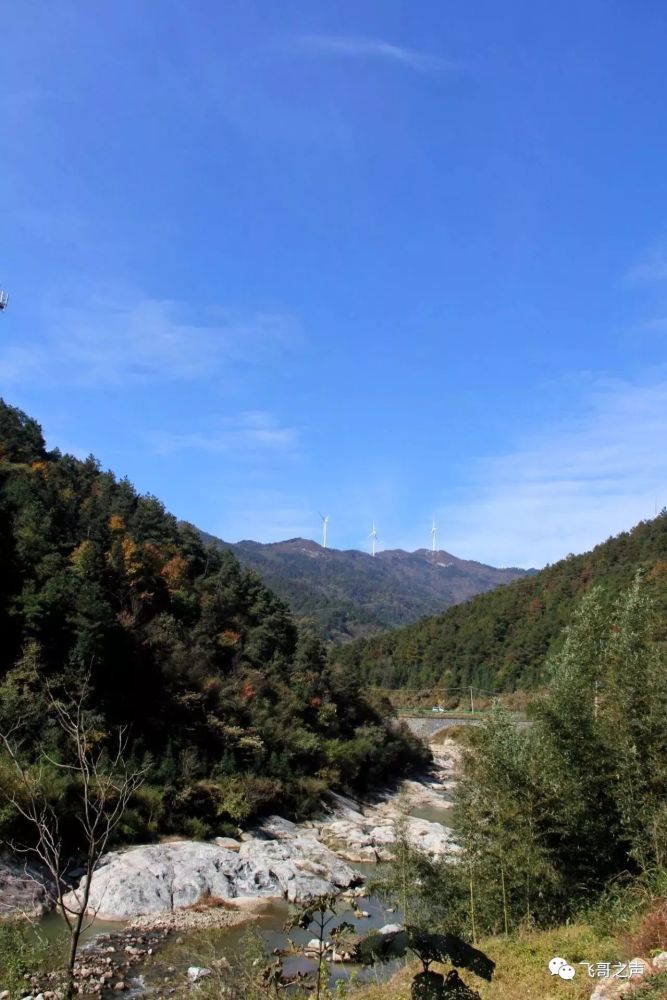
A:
319 512 330 548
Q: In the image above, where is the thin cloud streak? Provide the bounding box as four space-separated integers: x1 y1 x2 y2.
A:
290 34 453 74
0 295 299 387
625 245 667 283
150 411 298 456
426 376 667 568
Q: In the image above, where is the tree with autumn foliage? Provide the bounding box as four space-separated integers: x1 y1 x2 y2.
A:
0 400 428 850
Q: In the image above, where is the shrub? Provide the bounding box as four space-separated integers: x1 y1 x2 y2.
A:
624 899 667 958
0 920 60 995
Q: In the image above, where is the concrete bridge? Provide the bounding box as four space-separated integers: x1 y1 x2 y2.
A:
399 715 480 741
399 713 527 742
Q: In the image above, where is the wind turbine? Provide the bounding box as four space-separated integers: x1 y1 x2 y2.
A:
319 512 330 548
369 520 378 557
431 518 437 554
0 290 8 311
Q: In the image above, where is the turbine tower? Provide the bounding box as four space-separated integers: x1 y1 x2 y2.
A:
0 290 8 311
369 520 378 557
431 517 437 554
319 512 330 548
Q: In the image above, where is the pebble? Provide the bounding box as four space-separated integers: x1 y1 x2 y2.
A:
187 966 212 982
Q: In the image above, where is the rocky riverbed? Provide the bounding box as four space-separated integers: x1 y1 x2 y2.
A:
0 856 55 921
315 741 459 863
54 740 459 926
0 742 460 997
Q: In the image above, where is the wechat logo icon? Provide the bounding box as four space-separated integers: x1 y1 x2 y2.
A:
549 957 576 980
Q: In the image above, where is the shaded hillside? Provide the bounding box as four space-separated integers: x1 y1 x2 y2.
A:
199 533 530 643
0 401 427 846
333 514 667 691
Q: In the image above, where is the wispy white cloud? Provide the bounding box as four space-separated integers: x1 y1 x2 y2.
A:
416 375 667 568
0 294 298 387
150 411 298 456
625 245 667 283
289 35 452 74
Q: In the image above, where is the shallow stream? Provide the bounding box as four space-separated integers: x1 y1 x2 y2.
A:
32 746 458 996
34 861 412 996
143 877 407 992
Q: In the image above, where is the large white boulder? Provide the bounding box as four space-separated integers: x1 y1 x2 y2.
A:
64 842 246 920
63 834 359 920
320 814 456 861
237 836 358 903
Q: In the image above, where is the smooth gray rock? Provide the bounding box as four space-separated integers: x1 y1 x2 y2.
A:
238 836 358 903
64 835 359 920
213 837 241 852
258 815 300 839
320 814 457 861
64 842 242 919
0 855 53 920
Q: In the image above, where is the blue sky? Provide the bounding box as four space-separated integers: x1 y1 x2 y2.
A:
1 1 666 567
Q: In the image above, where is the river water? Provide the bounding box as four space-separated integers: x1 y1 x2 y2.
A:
34 743 460 995
144 867 408 992
37 876 408 994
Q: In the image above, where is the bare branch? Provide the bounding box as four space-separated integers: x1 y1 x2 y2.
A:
0 678 148 999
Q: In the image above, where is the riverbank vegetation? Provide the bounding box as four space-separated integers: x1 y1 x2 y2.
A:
352 575 667 998
456 576 667 927
225 575 667 999
0 400 428 853
3 399 667 998
0 919 63 997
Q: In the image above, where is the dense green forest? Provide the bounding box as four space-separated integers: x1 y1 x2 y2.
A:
333 514 667 690
200 534 529 644
455 575 667 926
0 401 427 845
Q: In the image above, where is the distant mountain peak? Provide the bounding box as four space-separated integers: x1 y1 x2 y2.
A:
198 530 530 643
338 513 667 691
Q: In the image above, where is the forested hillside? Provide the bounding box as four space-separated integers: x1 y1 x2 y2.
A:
333 514 667 691
0 401 427 844
200 534 530 643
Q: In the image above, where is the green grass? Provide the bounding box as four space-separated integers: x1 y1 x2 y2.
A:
636 970 667 997
350 918 654 1000
0 920 64 997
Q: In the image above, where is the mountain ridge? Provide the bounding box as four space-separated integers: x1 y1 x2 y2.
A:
199 531 533 642
229 535 528 571
332 512 667 691
0 398 428 843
